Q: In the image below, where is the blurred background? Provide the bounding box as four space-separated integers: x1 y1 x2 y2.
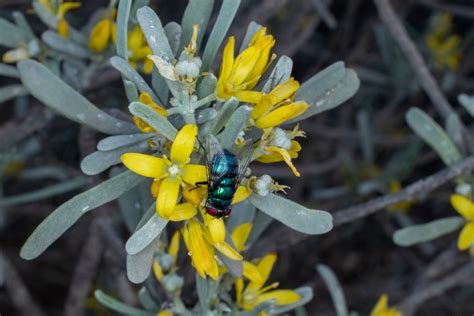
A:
1 0 474 315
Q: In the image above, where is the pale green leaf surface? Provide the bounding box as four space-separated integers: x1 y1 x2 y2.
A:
94 290 155 316
458 94 474 117
0 64 20 78
137 7 174 61
262 55 293 93
269 287 313 314
248 193 333 235
317 264 348 316
129 101 177 141
126 237 157 284
164 22 182 57
98 133 154 151
41 31 90 58
0 18 27 48
125 211 168 255
240 21 261 52
210 97 239 134
197 73 217 99
116 0 132 59
219 105 251 150
0 85 28 103
180 0 214 53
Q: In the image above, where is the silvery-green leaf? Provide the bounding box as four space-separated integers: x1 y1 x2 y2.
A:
116 0 132 59
180 0 214 53
262 56 293 93
0 176 86 208
393 216 464 247
196 273 217 314
356 109 374 165
226 200 256 232
198 73 217 99
129 101 177 141
0 84 28 103
220 105 251 150
130 0 150 24
248 193 333 235
201 0 240 72
117 183 148 233
111 57 162 104
241 302 273 316
270 286 313 314
12 12 35 40
164 22 182 57
80 141 149 175
247 211 273 245
126 211 168 255
406 107 462 166
123 79 139 102
317 264 348 316
210 98 239 134
0 64 20 78
21 171 144 260
41 31 90 58
196 108 217 124
240 22 261 52
126 236 157 283
18 60 137 135
151 68 169 105
446 113 464 153
290 63 359 122
137 7 174 61
94 290 155 316
98 133 154 151
458 94 474 117
138 287 158 311
0 18 27 48
32 1 57 29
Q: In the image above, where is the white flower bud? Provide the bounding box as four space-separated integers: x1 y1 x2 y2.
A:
163 274 184 292
270 128 292 149
158 254 174 271
255 174 273 196
175 56 202 79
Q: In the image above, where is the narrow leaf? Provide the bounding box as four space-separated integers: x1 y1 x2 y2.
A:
262 56 293 93
180 0 214 53
94 290 155 316
126 211 168 255
41 31 91 58
0 85 28 103
0 18 27 48
248 193 333 235
458 94 474 117
129 101 177 141
0 63 20 78
137 7 174 61
210 97 239 134
20 171 144 260
98 133 154 151
164 22 182 57
220 105 251 150
240 22 261 52
116 0 133 59
126 236 157 283
317 264 348 316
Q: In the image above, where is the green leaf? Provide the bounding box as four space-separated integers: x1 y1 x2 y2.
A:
80 141 149 175
164 22 182 57
201 0 240 72
247 211 273 245
125 211 168 255
12 12 35 40
210 98 239 134
138 287 159 311
98 133 154 151
290 62 359 122
32 1 57 29
248 193 333 235
317 264 348 316
240 22 261 52
393 216 464 247
458 94 474 117
137 7 174 61
0 64 20 78
270 287 313 314
196 273 218 314
0 176 86 208
126 237 157 284
262 56 293 93
41 31 90 58
18 60 137 135
123 79 139 103
20 171 144 260
220 105 251 150
406 107 462 166
116 0 133 59
198 74 217 99
0 84 28 103
180 0 215 53
0 18 27 48
129 101 177 141
446 113 464 153
151 68 169 105
94 290 155 316
110 57 162 104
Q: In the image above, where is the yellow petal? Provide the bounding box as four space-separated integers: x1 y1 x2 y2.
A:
228 46 260 86
256 290 301 306
157 311 173 316
249 27 267 46
121 153 167 178
206 217 226 244
169 230 180 262
213 242 243 261
128 25 145 51
246 37 275 83
170 124 197 164
111 22 117 45
231 223 253 252
263 147 300 177
219 36 235 83
139 92 168 116
89 19 112 52
371 294 388 316
232 186 252 205
151 179 162 199
2 47 29 63
243 261 263 284
152 261 164 282
235 278 244 305
233 90 263 104
143 58 154 74
182 164 207 185
182 185 207 206
450 194 474 220
132 46 153 60
57 19 69 37
156 177 181 219
458 222 474 251
247 253 277 292
169 202 197 221
187 220 219 280
57 2 81 18
255 101 309 129
252 78 300 120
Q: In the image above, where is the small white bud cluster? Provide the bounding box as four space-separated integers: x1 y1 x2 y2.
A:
254 174 273 196
176 55 202 79
270 128 292 150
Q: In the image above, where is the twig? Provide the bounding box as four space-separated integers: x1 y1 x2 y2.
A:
1 252 46 316
397 262 474 316
373 0 454 118
333 156 474 226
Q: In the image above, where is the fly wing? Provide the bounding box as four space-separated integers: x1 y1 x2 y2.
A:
236 140 253 182
206 135 227 180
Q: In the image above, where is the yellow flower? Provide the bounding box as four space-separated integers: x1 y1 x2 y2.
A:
425 13 462 71
450 194 474 251
39 0 81 38
181 219 242 280
370 294 402 316
128 26 154 74
235 252 301 311
216 27 276 104
121 124 207 220
88 9 117 53
2 47 29 63
251 78 308 129
133 92 168 132
156 311 173 316
386 181 415 212
255 126 305 177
